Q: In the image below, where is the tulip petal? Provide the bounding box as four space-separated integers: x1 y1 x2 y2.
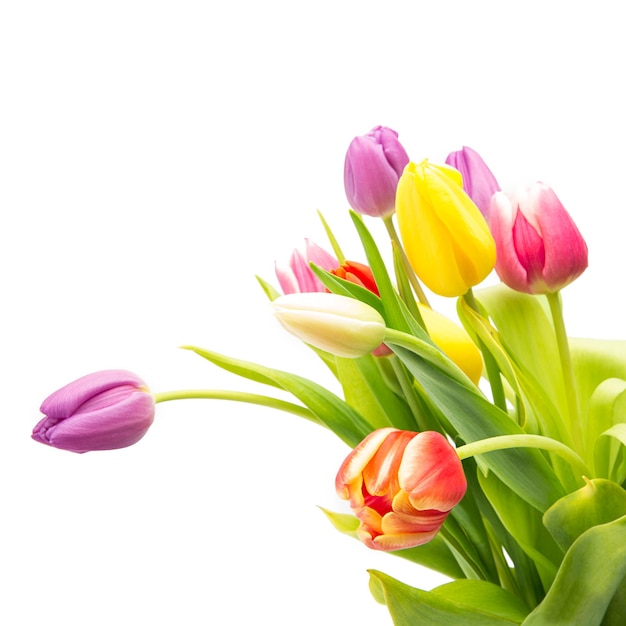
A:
273 293 386 358
512 208 546 290
363 430 416 496
489 192 532 292
290 248 321 293
396 160 495 297
40 370 148 419
371 528 442 551
445 146 501 219
527 183 588 292
382 510 448 535
399 431 467 511
304 239 339 273
490 184 588 294
335 427 398 497
274 261 300 295
418 304 483 385
344 126 409 218
344 137 400 217
36 392 155 453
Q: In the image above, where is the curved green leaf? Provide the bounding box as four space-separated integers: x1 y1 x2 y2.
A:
542 478 626 552
588 379 626 481
369 570 527 625
570 337 626 426
522 515 626 626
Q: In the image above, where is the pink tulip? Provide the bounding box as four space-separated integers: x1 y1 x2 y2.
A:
489 183 588 294
445 146 501 220
344 126 410 218
336 428 467 551
275 239 339 294
33 370 155 453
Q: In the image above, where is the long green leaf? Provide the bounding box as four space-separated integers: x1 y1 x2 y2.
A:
478 471 561 591
335 356 417 430
587 378 626 481
349 211 420 334
183 345 372 447
387 342 567 512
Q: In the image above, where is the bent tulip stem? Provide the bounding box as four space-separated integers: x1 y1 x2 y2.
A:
456 434 589 479
153 389 318 423
546 291 583 453
383 216 431 307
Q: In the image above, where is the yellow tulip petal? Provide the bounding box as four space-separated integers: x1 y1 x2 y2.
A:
396 159 496 297
418 304 483 384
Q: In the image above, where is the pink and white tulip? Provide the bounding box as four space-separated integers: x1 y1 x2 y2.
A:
489 182 588 294
275 239 339 294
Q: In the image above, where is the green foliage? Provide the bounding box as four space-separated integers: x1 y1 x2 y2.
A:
369 570 529 625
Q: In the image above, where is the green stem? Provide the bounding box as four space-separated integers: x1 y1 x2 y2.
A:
153 389 319 424
463 289 507 412
546 291 583 453
382 216 430 307
456 434 589 479
388 356 438 432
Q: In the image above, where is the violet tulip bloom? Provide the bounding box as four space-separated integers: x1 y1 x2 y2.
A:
336 428 467 551
344 126 410 218
275 239 339 294
489 183 588 294
445 146 501 220
33 370 155 453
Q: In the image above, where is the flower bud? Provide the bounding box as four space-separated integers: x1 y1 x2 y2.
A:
275 239 339 294
331 260 380 296
396 160 496 297
272 292 386 358
344 126 409 218
336 428 467 551
445 146 501 220
33 370 155 453
489 182 588 294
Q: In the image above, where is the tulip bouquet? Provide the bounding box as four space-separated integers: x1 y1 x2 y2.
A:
34 126 626 625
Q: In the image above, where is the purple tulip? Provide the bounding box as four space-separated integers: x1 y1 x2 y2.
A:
33 370 155 453
445 146 501 220
344 126 410 218
489 182 588 294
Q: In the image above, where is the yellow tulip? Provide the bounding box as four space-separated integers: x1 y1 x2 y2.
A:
419 304 483 385
396 160 496 297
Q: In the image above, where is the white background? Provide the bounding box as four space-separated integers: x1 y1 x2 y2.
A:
1 1 625 624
